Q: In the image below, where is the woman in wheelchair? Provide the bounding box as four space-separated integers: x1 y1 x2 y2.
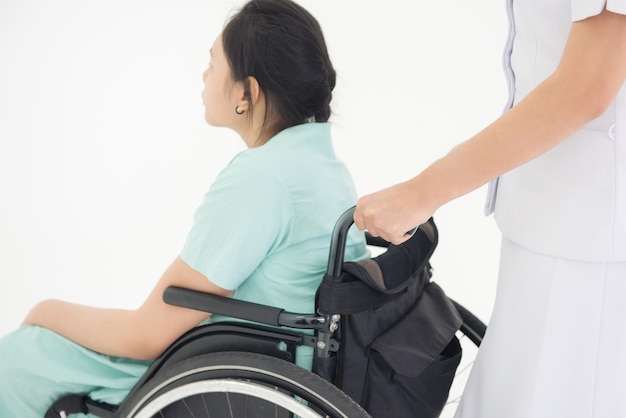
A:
0 1 368 415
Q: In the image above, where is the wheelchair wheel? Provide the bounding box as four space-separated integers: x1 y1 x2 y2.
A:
442 299 487 417
121 351 370 418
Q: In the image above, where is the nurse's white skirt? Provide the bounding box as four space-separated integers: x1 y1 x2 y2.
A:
455 238 626 418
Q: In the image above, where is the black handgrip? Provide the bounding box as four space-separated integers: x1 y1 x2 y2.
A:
164 286 284 326
326 206 357 278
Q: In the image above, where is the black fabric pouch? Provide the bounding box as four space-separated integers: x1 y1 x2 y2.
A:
313 219 463 418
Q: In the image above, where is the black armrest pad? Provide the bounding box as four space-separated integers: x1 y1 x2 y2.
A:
163 286 284 326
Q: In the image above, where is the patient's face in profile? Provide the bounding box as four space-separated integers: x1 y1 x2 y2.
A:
201 33 242 128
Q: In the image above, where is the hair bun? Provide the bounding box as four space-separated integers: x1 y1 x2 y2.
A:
223 0 336 134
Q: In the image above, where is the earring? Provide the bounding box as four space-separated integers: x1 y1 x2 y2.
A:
235 106 245 115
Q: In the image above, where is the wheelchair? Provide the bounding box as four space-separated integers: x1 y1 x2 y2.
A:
46 207 486 418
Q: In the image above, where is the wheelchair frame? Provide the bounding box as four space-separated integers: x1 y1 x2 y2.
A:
46 208 486 418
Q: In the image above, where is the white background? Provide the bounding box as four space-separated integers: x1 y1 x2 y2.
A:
0 1 507 338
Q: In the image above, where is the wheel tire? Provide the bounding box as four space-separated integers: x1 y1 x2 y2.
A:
120 351 370 418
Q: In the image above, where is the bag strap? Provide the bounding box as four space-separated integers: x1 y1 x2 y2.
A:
318 273 397 314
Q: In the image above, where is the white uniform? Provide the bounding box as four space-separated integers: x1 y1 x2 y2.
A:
457 0 626 416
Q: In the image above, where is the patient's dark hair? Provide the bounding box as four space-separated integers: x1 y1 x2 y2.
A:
222 0 336 143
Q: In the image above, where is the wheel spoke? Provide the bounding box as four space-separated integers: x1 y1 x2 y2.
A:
225 392 234 418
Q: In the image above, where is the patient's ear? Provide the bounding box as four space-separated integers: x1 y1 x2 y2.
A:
236 76 262 113
247 76 261 105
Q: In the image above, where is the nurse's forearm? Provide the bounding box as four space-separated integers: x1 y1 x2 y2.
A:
417 74 594 211
421 8 626 210
367 60 617 243
355 9 626 243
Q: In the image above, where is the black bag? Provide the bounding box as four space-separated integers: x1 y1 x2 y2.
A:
313 218 463 418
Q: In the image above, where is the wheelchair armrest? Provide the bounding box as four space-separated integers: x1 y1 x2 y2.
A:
163 286 327 330
164 286 283 325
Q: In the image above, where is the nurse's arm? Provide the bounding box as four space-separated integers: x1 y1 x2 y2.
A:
355 8 626 244
22 256 233 360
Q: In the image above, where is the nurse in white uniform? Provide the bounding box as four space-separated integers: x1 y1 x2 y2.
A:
354 1 626 417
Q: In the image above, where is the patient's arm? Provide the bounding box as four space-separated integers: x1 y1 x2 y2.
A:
22 256 232 360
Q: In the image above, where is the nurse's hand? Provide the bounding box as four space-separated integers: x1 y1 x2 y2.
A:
354 179 436 245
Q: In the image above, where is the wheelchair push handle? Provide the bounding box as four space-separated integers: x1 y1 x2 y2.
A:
328 207 420 278
326 206 357 278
